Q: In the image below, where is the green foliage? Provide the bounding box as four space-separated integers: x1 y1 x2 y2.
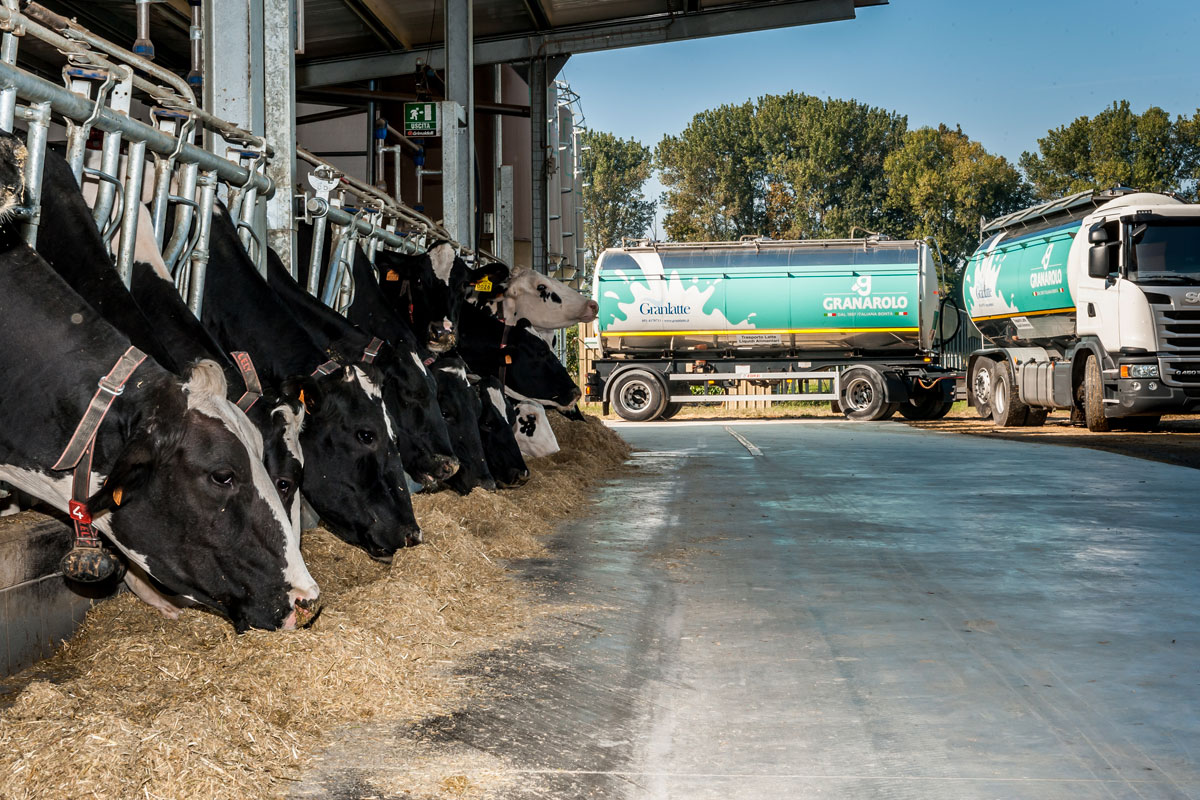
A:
885 124 1030 272
1020 100 1200 200
580 130 656 278
754 93 908 239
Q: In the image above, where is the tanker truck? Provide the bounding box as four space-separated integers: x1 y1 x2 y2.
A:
963 189 1200 431
584 237 958 421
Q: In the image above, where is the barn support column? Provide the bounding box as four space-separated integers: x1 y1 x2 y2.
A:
263 0 298 277
443 0 473 249
529 57 546 275
203 0 268 274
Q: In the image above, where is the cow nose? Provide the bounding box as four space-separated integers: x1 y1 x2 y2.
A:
586 299 598 314
292 596 322 628
405 528 423 547
513 468 530 486
436 455 459 479
572 386 583 401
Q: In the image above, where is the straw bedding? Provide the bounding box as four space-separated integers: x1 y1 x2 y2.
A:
0 415 629 800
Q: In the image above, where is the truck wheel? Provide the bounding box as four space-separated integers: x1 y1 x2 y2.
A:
1025 408 1048 427
930 400 955 420
610 369 667 422
898 389 947 421
840 367 894 421
1083 354 1111 432
991 362 1030 428
660 401 683 419
970 357 996 419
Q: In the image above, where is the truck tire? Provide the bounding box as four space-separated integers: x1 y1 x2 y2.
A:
840 367 897 421
930 400 955 419
1025 408 1049 427
1083 354 1111 432
991 362 1030 428
660 401 683 419
610 369 667 422
1119 415 1160 431
898 388 948 421
970 357 997 419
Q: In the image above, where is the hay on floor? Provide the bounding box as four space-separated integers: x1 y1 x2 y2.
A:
0 415 628 800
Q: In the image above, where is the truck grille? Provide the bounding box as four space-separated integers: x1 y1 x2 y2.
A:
1151 302 1200 384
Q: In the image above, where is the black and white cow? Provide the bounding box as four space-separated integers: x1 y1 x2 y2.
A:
339 244 497 494
509 395 560 458
200 206 420 557
474 375 530 487
487 266 598 331
0 219 317 631
128 261 305 533
266 242 458 486
428 353 494 494
456 304 582 411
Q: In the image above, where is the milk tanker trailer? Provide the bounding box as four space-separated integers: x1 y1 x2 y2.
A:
584 237 959 421
963 189 1200 431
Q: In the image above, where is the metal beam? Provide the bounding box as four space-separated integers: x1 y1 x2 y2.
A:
530 57 547 274
298 0 869 87
264 0 298 277
299 86 530 117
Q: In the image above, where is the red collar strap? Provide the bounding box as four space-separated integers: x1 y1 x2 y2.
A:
53 345 147 582
361 337 385 365
312 359 342 377
230 351 263 412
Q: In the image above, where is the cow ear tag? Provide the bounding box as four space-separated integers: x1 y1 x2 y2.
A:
112 487 123 507
385 269 400 281
474 276 493 292
505 354 512 365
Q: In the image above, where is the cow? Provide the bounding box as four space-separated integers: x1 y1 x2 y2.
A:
474 375 530 487
0 219 318 631
337 242 498 494
128 261 306 534
509 396 560 459
266 241 458 486
428 353 495 494
488 266 598 332
456 303 582 411
199 205 421 557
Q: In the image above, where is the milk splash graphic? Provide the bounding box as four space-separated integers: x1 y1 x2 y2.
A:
603 252 755 332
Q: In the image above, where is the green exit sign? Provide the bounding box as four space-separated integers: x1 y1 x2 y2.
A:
403 102 439 137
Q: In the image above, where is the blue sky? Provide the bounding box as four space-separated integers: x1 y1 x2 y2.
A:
559 0 1200 232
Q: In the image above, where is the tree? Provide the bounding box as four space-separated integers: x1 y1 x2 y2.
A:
755 93 908 239
580 130 656 274
885 124 1030 272
655 101 762 241
1020 100 1200 200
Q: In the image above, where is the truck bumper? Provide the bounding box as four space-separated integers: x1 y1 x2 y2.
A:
1110 378 1200 417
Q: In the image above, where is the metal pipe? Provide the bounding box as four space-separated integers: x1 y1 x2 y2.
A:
365 79 376 187
384 121 422 153
300 87 529 118
307 197 422 254
133 0 154 61
186 170 218 317
0 32 18 132
91 130 123 236
0 61 272 194
162 160 198 272
116 139 147 284
306 208 328 297
187 0 203 92
19 102 51 246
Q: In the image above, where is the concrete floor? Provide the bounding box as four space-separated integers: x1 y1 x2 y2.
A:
295 420 1200 800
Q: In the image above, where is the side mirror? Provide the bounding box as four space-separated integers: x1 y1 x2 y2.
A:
1088 225 1109 244
1088 243 1113 279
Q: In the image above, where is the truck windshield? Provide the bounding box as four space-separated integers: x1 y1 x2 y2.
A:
1129 222 1200 284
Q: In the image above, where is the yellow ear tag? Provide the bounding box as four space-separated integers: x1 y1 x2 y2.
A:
112 487 124 506
504 354 512 365
385 269 400 281
474 277 493 292
298 389 306 405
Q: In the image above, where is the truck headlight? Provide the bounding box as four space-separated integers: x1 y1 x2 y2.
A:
1120 364 1159 378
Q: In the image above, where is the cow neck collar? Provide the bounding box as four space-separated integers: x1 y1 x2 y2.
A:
311 337 386 377
498 320 513 388
53 345 147 582
230 351 263 412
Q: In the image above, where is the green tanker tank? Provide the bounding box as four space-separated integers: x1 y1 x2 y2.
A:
593 238 938 357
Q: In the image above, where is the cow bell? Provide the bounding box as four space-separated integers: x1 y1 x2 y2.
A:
60 545 121 583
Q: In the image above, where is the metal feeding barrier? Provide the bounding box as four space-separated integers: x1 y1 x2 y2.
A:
0 0 473 321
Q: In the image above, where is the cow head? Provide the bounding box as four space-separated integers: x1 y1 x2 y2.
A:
89 362 318 632
373 346 459 487
509 397 560 459
501 323 583 411
500 267 597 329
245 394 306 535
290 364 421 558
476 376 529 487
430 354 494 494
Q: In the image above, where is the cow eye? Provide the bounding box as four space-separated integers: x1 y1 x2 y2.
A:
210 469 235 487
356 429 376 445
275 478 293 495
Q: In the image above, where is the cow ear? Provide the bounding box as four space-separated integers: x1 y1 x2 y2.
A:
283 375 323 415
87 414 182 516
465 263 509 297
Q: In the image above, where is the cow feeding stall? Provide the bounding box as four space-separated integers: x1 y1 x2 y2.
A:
0 5 628 797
